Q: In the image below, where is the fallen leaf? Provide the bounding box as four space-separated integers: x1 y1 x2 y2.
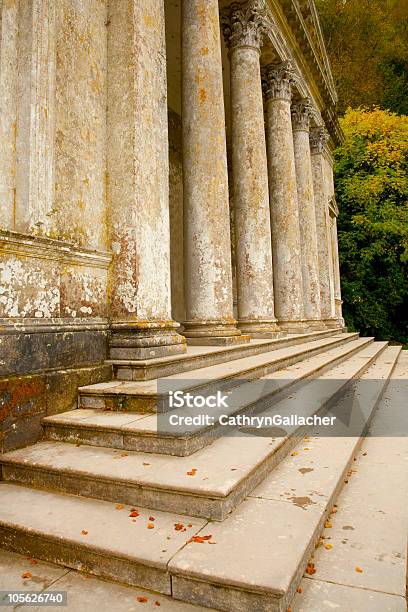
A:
21 572 32 579
147 523 155 529
187 523 192 528
121 452 129 457
116 504 124 510
330 507 338 514
136 596 148 603
324 544 333 550
324 521 332 528
129 511 140 517
186 468 197 476
155 602 161 607
296 587 302 593
149 516 155 521
190 534 212 543
355 566 363 573
174 523 184 531
81 530 88 535
291 452 299 456
143 462 150 466
305 563 316 575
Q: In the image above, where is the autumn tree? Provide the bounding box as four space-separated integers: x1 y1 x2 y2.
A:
335 108 408 343
315 0 408 114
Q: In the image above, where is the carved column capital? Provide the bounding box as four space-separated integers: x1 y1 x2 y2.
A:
262 61 295 102
309 126 329 154
291 99 313 132
221 0 270 53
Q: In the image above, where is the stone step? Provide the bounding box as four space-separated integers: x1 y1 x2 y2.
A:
78 333 360 412
168 346 401 611
0 347 400 612
107 329 345 381
1 342 387 521
292 350 408 612
44 336 374 456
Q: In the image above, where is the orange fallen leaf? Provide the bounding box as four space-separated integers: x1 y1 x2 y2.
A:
330 507 338 514
116 504 124 510
296 587 302 593
155 602 161 607
129 511 140 517
291 452 299 456
186 468 197 476
355 566 363 573
147 523 155 529
174 523 184 531
305 563 316 575
21 572 32 579
187 523 192 528
190 535 212 543
324 521 332 528
136 596 148 603
149 516 155 521
324 544 333 550
81 530 88 535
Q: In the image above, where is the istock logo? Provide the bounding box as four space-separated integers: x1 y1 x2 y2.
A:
168 390 229 409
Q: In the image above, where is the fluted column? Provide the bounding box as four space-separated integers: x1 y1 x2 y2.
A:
310 127 338 328
221 0 281 338
291 100 323 329
263 62 308 333
107 0 186 359
182 0 245 345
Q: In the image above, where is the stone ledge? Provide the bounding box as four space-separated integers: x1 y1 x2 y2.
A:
0 229 112 269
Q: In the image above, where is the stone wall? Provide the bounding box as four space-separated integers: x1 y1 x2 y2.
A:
0 0 111 453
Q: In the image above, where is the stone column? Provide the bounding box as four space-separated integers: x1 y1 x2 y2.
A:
330 213 345 326
182 0 245 345
291 100 323 330
310 127 338 328
221 0 281 338
263 62 308 333
107 0 186 359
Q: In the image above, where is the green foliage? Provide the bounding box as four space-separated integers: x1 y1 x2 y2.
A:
315 0 408 114
336 108 408 342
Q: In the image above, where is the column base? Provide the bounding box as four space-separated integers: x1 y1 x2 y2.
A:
183 320 250 346
109 320 186 360
278 320 310 334
237 319 285 339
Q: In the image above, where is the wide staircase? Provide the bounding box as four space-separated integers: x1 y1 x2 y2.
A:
0 329 401 611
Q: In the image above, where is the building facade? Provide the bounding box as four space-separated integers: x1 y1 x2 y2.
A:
0 0 344 451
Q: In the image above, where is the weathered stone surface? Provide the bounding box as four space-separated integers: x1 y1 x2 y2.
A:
107 0 185 359
0 0 19 230
291 100 322 326
310 127 337 325
181 0 240 342
263 63 306 332
222 1 279 337
0 364 111 452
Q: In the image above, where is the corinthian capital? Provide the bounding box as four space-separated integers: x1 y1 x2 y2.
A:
291 99 313 131
262 61 295 102
221 0 270 53
309 126 329 154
